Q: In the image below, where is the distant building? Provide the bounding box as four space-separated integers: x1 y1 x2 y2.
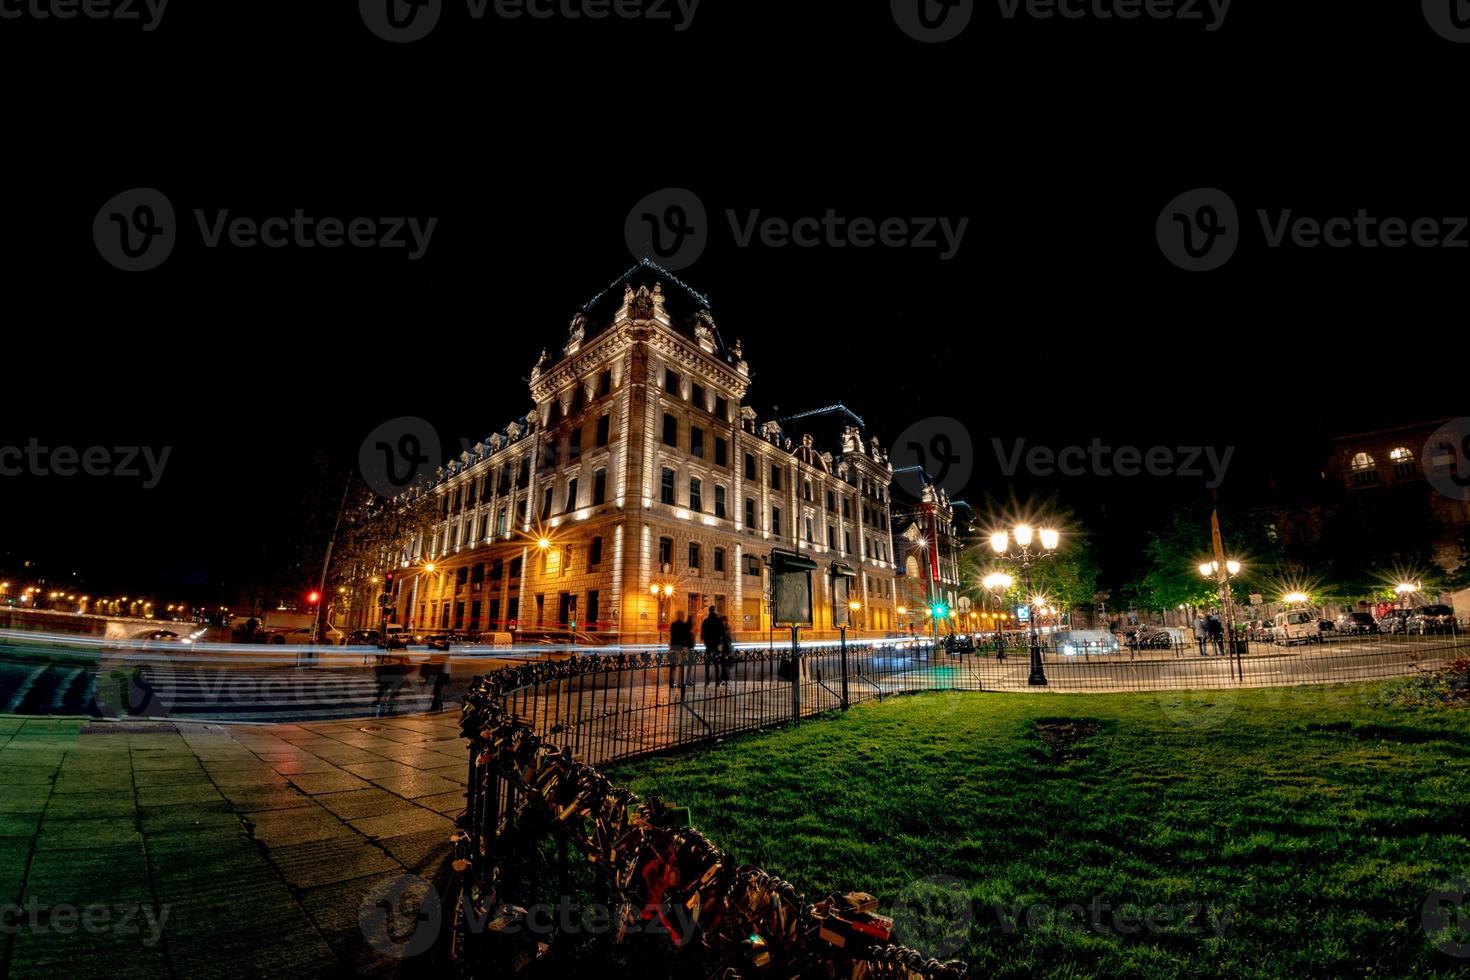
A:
890 470 966 636
383 261 901 642
1326 419 1469 576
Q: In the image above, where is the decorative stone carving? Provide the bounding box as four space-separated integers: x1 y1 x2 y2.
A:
842 426 862 454
761 420 782 441
489 433 503 451
531 349 550 381
565 313 586 356
694 310 717 353
505 421 522 441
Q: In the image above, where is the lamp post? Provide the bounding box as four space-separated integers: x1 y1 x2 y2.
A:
982 571 1014 660
649 580 676 642
990 524 1060 685
1198 558 1243 676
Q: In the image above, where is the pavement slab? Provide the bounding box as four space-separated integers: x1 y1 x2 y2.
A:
0 710 465 979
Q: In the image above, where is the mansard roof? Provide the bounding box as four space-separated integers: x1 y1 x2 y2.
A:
572 258 739 363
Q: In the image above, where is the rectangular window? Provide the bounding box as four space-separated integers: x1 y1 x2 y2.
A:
772 507 782 536
509 555 522 579
488 598 500 629
596 414 610 447
770 465 782 491
661 468 676 505
536 594 545 627
690 426 704 459
842 497 851 519
804 481 812 502
569 428 582 459
745 555 761 576
714 485 726 519
565 478 578 512
490 558 503 581
544 440 557 467
593 468 606 505
663 413 678 448
828 525 836 548
745 498 755 528
471 563 485 590
517 457 530 488
806 517 814 543
453 601 465 629
597 370 612 397
466 482 477 508
541 487 553 520
714 437 727 467
515 498 527 523
691 382 705 409
744 453 757 481
827 489 835 511
586 589 600 625
659 536 673 567
845 531 852 553
714 547 725 573
690 477 703 512
665 369 680 396
589 536 603 566
689 542 701 569
715 395 728 421
507 596 519 624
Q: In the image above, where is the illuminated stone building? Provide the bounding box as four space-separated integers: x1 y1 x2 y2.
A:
386 261 900 642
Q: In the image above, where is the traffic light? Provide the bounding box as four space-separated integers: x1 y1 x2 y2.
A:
307 591 321 606
931 602 949 618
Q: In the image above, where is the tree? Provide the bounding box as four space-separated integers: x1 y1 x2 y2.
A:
1125 503 1284 612
958 495 1101 612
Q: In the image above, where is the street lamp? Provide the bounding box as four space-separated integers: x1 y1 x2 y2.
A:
649 580 676 637
990 524 1060 685
1198 558 1244 662
982 571 1014 658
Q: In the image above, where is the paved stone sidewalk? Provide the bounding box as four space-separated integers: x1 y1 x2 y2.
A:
0 710 465 979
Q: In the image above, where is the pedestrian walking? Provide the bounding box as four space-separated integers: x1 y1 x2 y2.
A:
1207 614 1225 656
1194 614 1209 656
668 611 692 694
701 607 728 688
420 650 451 712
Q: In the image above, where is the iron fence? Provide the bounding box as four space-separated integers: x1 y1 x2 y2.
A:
478 630 1466 768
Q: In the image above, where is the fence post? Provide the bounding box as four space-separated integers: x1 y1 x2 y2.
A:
790 626 801 722
839 626 850 710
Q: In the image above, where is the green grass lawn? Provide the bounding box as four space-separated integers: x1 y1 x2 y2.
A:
606 684 1470 978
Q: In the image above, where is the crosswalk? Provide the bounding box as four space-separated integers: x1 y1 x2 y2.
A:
96 663 443 723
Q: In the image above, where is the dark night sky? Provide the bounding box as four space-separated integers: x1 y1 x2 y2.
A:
0 1 1463 600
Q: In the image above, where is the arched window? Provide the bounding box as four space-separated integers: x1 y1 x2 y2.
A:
1388 446 1416 479
1349 451 1378 485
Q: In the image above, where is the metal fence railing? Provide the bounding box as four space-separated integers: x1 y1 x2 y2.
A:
475 630 1466 768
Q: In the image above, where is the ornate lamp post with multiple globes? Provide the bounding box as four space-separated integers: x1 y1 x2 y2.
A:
989 524 1060 686
981 571 1014 659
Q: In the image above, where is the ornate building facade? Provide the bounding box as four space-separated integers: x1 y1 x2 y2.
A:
385 261 900 642
891 474 966 637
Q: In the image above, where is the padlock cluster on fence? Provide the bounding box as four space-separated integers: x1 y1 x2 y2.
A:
453 673 969 979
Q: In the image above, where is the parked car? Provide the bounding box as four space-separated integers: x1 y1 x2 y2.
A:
380 626 411 650
275 626 346 645
418 632 453 651
1335 612 1378 634
1407 605 1459 635
346 629 381 646
1317 619 1336 634
1272 610 1322 646
1377 610 1409 634
1246 619 1274 642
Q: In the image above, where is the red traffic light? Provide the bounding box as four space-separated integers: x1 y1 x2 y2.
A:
307 591 321 605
